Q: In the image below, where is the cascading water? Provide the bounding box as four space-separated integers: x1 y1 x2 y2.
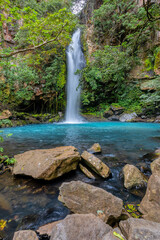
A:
65 28 85 123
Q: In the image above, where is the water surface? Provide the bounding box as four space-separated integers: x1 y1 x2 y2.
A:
1 122 160 239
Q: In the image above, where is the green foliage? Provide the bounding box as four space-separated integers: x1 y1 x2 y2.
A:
0 132 16 165
81 45 132 108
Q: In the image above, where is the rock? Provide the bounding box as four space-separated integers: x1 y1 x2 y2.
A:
108 115 120 121
122 164 147 189
13 230 38 240
119 112 137 122
81 151 110 178
58 181 123 223
0 110 12 120
102 227 126 240
13 146 81 180
110 106 124 115
37 221 60 237
79 163 95 179
151 158 160 175
88 143 102 153
119 218 160 240
0 193 12 212
139 174 160 222
103 110 114 118
50 214 112 240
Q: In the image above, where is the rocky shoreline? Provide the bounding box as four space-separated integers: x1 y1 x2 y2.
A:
9 144 160 240
0 108 160 129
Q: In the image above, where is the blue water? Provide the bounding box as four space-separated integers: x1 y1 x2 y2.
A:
1 122 160 239
1 122 160 159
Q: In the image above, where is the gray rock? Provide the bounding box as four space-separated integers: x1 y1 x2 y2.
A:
122 164 147 189
13 146 80 180
58 181 123 223
151 158 160 175
139 174 160 222
103 110 114 118
81 151 110 178
119 218 160 240
50 214 112 240
13 230 38 240
119 112 137 122
102 227 126 240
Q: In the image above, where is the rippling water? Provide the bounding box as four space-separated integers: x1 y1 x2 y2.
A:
1 122 160 239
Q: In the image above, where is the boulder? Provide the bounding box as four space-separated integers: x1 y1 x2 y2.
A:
37 221 60 237
119 113 137 122
119 218 160 240
102 227 126 240
50 214 112 240
110 106 124 115
79 163 95 179
88 143 102 153
58 181 123 223
151 158 160 175
13 230 38 240
13 146 80 180
81 151 110 178
0 110 12 120
122 164 147 189
103 110 114 118
139 174 160 222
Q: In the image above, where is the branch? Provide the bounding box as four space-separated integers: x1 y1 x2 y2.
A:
143 0 160 22
0 23 67 59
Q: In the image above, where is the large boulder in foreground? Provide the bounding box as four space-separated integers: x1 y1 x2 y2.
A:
122 164 147 189
119 218 160 240
81 151 110 178
13 230 38 240
151 158 160 175
139 174 160 222
50 214 112 240
13 146 80 180
58 181 123 223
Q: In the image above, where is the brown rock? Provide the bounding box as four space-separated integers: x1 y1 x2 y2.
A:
103 110 114 118
139 174 160 222
122 164 147 189
37 221 60 236
88 143 102 153
50 214 112 240
110 106 124 115
58 181 123 223
13 146 80 180
0 110 12 120
81 151 110 178
13 230 38 240
79 163 95 179
151 158 160 175
119 218 160 240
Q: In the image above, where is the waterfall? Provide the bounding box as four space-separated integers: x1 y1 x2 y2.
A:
65 28 85 123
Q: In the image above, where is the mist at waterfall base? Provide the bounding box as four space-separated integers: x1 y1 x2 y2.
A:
1 122 160 239
65 29 85 123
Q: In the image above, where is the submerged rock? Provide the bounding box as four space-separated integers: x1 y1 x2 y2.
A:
122 164 147 189
88 143 102 153
79 163 96 179
58 181 123 223
50 214 112 240
13 146 80 180
139 174 160 223
119 218 160 240
13 230 38 240
81 151 110 178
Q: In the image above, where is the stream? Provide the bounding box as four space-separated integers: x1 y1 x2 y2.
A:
1 121 160 239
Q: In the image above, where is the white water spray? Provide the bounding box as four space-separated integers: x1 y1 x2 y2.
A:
65 28 85 123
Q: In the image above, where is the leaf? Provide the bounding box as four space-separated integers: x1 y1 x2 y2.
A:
113 231 124 240
0 219 7 231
